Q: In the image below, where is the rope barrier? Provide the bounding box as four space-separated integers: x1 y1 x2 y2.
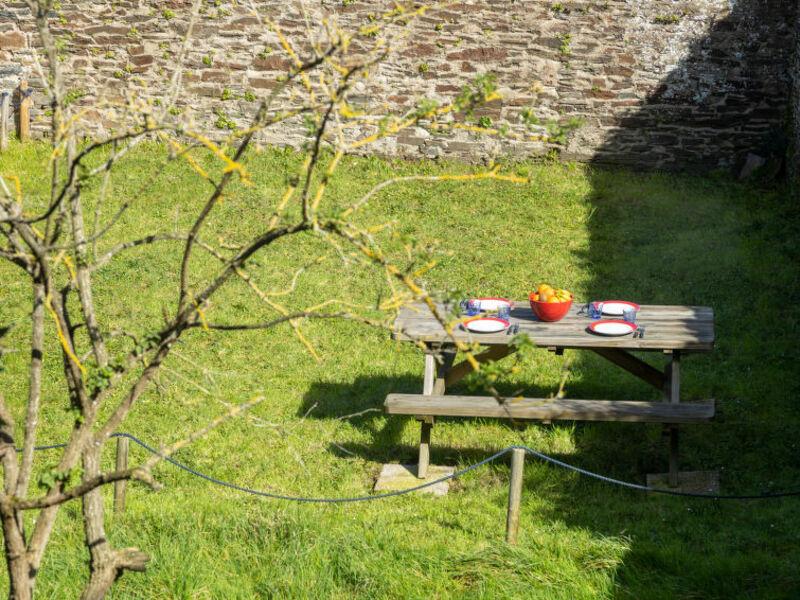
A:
17 434 800 502
0 88 32 108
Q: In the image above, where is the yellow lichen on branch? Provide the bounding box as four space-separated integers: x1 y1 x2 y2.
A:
184 132 250 183
0 174 23 205
45 294 87 375
234 266 321 361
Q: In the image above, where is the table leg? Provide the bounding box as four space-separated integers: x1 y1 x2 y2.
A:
423 352 436 395
664 351 681 487
417 348 456 478
663 350 681 404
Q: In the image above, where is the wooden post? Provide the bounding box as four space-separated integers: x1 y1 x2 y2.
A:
506 448 525 544
18 81 30 142
0 94 8 153
114 436 129 513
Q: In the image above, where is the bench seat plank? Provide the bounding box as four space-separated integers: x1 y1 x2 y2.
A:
385 394 714 424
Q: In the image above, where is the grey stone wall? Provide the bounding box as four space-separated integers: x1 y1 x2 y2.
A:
1 1 796 173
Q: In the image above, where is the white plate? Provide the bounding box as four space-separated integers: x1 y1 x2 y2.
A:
471 297 513 311
463 317 510 333
589 320 637 336
595 300 640 316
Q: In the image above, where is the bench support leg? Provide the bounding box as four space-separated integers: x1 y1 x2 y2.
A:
664 351 681 487
418 419 433 479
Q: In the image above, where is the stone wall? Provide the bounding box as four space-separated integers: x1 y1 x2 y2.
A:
1 1 796 173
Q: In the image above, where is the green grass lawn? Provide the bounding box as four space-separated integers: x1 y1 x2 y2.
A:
1 141 799 598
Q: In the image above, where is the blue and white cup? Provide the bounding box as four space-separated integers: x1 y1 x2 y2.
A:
459 299 481 316
495 304 511 321
588 302 604 319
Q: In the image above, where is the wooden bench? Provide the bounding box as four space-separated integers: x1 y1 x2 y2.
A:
385 394 715 424
385 393 715 485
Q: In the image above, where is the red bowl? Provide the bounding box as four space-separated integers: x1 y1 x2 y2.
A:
529 293 573 322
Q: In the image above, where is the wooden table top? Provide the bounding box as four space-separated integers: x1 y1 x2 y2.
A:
393 302 714 352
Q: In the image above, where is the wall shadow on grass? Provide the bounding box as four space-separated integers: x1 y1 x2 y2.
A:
563 0 800 595
561 183 800 595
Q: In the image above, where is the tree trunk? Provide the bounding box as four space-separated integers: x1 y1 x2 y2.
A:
1 503 35 600
16 279 45 502
80 447 147 600
68 135 108 368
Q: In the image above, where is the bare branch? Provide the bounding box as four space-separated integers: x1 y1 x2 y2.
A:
6 127 172 229
13 468 157 512
88 233 227 275
334 408 382 421
47 137 186 253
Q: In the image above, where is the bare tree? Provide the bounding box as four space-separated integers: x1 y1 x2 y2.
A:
0 1 559 598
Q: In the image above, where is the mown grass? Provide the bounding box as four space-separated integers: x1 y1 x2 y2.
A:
1 140 799 598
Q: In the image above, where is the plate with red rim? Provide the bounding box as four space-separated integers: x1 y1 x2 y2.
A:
588 320 637 336
470 297 514 311
463 317 510 333
594 300 640 316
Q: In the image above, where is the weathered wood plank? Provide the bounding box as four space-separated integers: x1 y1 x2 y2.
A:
392 301 715 351
385 394 715 424
396 303 714 319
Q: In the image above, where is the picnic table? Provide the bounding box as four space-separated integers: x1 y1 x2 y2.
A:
386 301 715 487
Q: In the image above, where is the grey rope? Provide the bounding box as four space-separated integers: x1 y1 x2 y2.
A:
18 435 800 501
0 89 32 108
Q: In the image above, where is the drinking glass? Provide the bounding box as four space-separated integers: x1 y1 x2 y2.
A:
495 304 511 321
588 301 604 319
459 299 481 316
622 306 638 324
